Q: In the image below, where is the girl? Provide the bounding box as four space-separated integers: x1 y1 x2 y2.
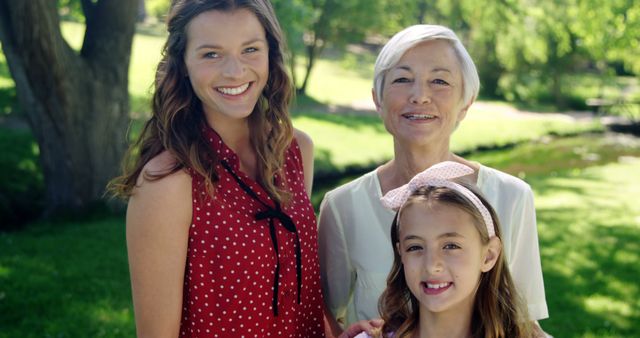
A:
357 161 533 338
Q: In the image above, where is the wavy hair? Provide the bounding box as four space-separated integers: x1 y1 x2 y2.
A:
378 183 533 338
109 0 294 204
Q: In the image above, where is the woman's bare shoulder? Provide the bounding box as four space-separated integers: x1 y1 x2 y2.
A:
293 128 314 152
128 150 192 230
133 150 191 197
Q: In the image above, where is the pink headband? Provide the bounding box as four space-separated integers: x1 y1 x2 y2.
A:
380 161 496 238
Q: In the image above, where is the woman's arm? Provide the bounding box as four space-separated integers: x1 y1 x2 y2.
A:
508 186 548 321
126 152 192 338
294 128 315 196
318 194 354 330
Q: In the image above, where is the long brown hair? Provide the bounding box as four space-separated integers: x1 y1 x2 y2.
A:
109 0 294 203
379 183 533 338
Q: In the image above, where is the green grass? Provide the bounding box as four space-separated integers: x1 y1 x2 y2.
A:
292 112 390 175
532 161 640 337
294 56 375 107
0 217 134 337
465 134 640 337
0 128 43 228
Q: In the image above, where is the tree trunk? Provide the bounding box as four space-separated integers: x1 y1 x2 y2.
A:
552 70 565 108
416 0 428 24
289 48 298 92
0 0 137 214
297 0 335 95
298 42 319 95
138 0 147 23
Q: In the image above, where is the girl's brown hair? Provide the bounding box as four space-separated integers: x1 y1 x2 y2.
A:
109 0 294 203
379 183 533 338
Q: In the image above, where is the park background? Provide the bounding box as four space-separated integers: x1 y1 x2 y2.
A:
0 0 639 337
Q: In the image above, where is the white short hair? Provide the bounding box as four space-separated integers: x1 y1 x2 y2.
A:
373 25 479 108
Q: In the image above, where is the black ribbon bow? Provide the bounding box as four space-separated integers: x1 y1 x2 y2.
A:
220 160 302 317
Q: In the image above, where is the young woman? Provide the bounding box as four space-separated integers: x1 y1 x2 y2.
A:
111 1 322 336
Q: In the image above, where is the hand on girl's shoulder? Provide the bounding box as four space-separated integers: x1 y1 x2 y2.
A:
353 327 386 338
345 320 385 338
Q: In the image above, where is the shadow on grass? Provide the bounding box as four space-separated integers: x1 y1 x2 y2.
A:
528 166 640 337
0 216 135 337
0 127 44 230
291 92 326 112
0 86 17 116
300 112 385 131
292 92 378 116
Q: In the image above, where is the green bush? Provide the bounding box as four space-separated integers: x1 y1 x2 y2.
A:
497 71 639 112
498 71 554 105
146 0 171 21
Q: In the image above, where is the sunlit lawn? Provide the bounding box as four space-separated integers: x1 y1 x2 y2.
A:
294 57 374 106
532 160 640 337
468 134 640 337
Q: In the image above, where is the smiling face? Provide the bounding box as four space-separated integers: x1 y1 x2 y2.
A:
398 201 496 315
184 9 269 126
375 39 468 148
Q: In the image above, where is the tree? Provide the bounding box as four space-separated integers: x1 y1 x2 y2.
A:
271 0 312 92
572 0 640 76
383 0 446 28
273 0 385 95
0 0 137 214
138 0 148 23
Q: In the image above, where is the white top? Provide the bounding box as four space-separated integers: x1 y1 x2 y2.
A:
318 165 548 327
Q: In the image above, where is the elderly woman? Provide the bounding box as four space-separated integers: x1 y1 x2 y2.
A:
318 24 548 334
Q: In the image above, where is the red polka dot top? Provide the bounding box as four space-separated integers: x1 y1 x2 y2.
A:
180 126 325 338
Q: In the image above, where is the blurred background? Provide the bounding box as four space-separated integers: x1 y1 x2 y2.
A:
0 0 639 337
